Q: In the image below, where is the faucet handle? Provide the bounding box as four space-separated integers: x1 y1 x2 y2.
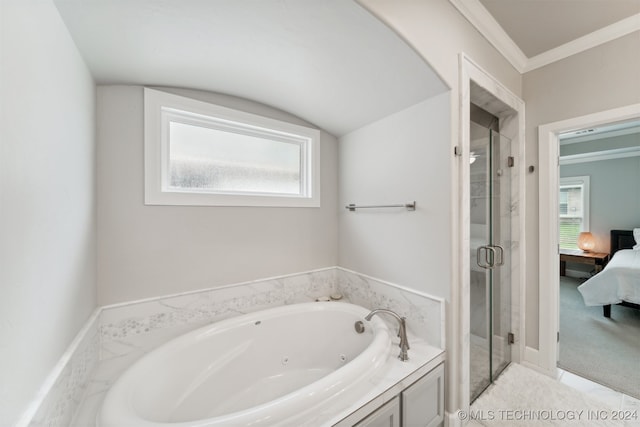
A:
365 309 410 361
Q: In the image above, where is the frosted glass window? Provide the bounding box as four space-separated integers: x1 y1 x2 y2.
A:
168 122 302 195
144 88 320 207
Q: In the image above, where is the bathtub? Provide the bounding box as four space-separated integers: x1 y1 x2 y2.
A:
98 302 393 427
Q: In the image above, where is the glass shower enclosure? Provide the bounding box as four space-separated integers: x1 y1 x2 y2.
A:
469 121 512 402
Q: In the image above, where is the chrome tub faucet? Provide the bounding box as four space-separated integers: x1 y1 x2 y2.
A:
365 309 410 361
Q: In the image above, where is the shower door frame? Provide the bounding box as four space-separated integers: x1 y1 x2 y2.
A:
455 54 526 416
469 124 514 402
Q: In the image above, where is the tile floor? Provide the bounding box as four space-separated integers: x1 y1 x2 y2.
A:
556 368 640 412
468 367 640 426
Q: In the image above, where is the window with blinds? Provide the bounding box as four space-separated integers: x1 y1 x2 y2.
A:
559 176 590 249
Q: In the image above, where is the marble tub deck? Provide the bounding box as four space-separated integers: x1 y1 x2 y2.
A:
50 267 445 426
74 329 444 426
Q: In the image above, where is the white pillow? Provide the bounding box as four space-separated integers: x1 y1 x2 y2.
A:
634 228 640 250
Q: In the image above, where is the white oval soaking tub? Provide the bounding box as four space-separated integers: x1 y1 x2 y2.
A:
98 302 393 427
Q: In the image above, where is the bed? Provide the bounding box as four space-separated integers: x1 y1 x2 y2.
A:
577 229 640 318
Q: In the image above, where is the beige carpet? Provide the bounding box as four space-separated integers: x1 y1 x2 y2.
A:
471 364 636 426
559 277 640 399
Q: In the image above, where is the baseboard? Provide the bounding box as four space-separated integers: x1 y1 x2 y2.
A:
523 341 560 379
446 411 463 427
520 348 557 379
523 345 538 364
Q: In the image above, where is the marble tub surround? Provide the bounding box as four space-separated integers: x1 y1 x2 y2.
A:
95 266 444 383
79 320 445 427
72 321 203 426
93 314 444 427
99 267 338 341
336 268 445 349
23 266 445 426
95 267 444 396
26 310 100 427
98 303 402 427
77 268 444 426
99 267 444 349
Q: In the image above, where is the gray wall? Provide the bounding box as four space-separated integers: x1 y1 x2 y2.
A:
0 1 96 424
338 94 451 299
96 86 339 305
561 133 640 156
523 31 640 349
561 156 640 254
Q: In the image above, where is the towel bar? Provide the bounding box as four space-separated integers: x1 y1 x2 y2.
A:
345 202 416 212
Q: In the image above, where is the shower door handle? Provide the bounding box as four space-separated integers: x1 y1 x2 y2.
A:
493 245 505 266
477 245 503 269
476 246 493 269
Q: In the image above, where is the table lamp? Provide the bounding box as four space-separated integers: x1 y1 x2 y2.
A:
577 231 595 252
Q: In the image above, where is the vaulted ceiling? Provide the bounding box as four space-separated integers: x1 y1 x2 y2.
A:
52 0 640 134
53 0 447 137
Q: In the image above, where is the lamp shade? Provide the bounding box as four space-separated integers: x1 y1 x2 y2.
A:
577 232 595 252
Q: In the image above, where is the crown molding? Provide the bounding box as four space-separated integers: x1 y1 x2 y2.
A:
524 13 640 72
448 0 640 74
560 146 640 165
448 0 527 73
560 125 640 145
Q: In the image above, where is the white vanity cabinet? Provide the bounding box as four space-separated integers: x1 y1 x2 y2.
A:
349 363 444 427
402 363 444 427
355 396 401 427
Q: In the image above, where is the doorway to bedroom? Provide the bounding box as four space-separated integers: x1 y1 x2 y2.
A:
552 118 640 400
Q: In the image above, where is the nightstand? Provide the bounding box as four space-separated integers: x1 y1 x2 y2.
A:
559 249 609 276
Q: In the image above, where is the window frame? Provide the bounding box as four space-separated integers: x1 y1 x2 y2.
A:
144 88 321 207
558 175 590 249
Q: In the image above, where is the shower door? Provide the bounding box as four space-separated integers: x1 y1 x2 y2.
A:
469 122 512 402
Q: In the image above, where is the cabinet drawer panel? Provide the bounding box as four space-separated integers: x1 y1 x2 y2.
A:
402 364 444 427
355 396 400 427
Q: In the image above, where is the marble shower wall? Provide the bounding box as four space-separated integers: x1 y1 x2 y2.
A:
505 110 522 358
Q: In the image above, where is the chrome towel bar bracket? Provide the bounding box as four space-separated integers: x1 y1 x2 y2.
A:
346 201 416 212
